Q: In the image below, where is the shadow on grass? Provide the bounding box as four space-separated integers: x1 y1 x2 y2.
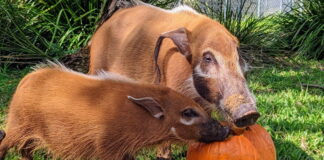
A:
265 119 321 159
274 138 315 160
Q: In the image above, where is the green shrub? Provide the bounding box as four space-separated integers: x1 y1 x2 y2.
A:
0 0 181 66
272 0 324 60
0 0 104 65
2 0 322 65
147 0 178 8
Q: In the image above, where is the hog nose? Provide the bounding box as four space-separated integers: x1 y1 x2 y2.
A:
198 120 231 143
199 126 230 143
233 104 260 128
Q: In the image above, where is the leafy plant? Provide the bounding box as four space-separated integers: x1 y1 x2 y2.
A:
146 0 179 8
272 0 324 60
0 0 182 66
0 0 104 66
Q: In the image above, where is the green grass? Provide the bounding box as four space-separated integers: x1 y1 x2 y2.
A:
0 0 103 64
0 60 323 160
0 0 178 65
248 61 324 160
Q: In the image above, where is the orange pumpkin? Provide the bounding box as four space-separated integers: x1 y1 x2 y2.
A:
187 124 276 160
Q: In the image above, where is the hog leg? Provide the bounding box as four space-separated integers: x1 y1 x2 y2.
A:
122 154 135 160
156 141 171 160
20 149 33 160
20 139 34 160
0 130 19 160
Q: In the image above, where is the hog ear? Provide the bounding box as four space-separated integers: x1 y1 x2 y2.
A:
153 27 192 84
127 96 164 119
237 48 250 73
238 52 249 73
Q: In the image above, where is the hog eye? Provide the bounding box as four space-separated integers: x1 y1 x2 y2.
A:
203 52 216 64
203 56 212 63
182 109 199 118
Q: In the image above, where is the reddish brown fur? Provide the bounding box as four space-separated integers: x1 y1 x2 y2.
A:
89 5 238 79
89 5 259 159
89 5 257 126
0 65 229 160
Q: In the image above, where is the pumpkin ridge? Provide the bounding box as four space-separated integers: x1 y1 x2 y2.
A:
238 136 243 160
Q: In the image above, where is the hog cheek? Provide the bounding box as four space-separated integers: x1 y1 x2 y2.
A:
193 76 221 103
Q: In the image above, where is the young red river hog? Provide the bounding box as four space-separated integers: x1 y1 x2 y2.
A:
0 63 230 160
89 3 260 159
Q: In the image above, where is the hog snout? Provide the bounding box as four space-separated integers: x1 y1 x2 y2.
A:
198 119 230 143
233 103 260 128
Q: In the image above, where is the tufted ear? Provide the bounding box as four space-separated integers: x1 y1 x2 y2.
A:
127 96 164 119
238 49 249 73
153 27 192 84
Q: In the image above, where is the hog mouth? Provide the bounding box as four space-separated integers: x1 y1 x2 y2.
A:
198 121 230 143
193 97 237 127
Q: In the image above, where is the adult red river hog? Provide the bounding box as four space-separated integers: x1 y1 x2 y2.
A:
89 3 260 159
0 63 230 160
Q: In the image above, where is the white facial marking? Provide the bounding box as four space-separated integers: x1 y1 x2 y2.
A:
171 127 177 134
153 112 164 119
170 127 181 138
194 65 217 79
180 118 196 126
